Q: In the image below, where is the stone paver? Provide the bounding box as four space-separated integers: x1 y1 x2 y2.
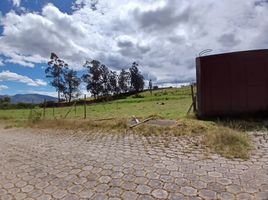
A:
180 186 197 196
199 189 217 199
0 127 267 199
152 189 168 199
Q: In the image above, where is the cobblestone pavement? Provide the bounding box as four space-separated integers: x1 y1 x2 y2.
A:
0 127 268 200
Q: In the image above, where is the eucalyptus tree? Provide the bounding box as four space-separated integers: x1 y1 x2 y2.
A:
46 53 68 102
118 69 130 93
129 62 144 94
82 60 104 98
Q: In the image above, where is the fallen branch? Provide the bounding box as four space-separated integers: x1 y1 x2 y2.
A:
130 117 153 128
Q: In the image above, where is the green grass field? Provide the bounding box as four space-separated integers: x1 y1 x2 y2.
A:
0 86 193 121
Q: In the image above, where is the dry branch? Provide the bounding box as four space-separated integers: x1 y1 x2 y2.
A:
129 117 153 128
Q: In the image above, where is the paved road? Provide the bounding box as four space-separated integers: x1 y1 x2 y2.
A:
0 127 267 200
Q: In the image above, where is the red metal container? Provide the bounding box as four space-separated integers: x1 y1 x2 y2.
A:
196 49 268 117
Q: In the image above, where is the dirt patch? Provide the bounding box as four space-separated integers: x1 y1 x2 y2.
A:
145 119 177 126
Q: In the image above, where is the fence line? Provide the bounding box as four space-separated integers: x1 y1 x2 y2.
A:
27 87 194 121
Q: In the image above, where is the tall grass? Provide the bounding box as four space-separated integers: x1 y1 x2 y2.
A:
203 127 252 159
23 117 252 159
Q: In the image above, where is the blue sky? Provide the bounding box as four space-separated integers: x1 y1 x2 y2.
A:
0 0 268 97
0 0 74 15
0 0 76 96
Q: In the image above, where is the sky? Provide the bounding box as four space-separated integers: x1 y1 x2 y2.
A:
0 0 268 97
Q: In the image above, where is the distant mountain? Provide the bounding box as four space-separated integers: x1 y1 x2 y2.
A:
0 94 57 104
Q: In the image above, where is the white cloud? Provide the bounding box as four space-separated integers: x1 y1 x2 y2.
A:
0 0 268 84
0 70 47 86
10 0 21 7
26 90 88 98
0 85 8 91
26 91 58 97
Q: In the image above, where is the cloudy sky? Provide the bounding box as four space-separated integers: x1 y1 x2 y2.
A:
0 0 268 96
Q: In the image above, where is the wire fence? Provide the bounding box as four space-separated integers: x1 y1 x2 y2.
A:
21 86 195 121
30 95 88 120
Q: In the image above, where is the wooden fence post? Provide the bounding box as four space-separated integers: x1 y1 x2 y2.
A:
84 94 87 119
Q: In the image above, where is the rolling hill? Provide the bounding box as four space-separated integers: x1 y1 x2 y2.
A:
0 94 57 104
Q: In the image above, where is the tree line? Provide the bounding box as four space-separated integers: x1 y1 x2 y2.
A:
45 53 145 102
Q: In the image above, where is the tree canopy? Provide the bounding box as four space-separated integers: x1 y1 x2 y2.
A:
46 53 80 102
46 53 145 101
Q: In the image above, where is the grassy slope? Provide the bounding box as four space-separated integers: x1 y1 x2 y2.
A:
0 87 192 121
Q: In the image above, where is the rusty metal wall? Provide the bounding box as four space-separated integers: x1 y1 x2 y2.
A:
196 49 268 117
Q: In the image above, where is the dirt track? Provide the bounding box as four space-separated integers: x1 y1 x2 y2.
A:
0 127 267 199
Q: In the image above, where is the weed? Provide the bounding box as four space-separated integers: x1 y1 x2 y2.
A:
111 118 128 129
217 119 266 132
4 125 14 129
203 127 252 159
0 116 11 120
28 110 42 124
146 113 164 120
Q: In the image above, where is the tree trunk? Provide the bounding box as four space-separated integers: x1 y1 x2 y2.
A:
57 76 60 103
58 91 60 103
